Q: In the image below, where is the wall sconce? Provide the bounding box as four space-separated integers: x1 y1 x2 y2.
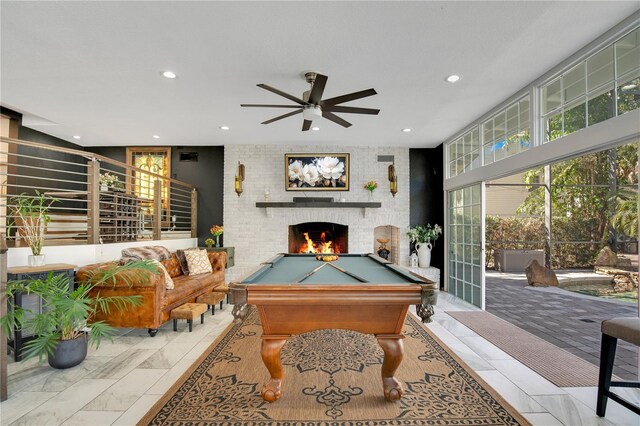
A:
235 162 245 197
388 164 398 197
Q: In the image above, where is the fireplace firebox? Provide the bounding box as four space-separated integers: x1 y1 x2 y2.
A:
289 222 348 254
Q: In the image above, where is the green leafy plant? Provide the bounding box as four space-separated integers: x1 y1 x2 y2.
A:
8 192 57 256
364 180 378 192
0 260 159 362
407 224 443 245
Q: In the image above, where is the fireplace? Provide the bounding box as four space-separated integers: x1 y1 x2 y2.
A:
289 222 348 254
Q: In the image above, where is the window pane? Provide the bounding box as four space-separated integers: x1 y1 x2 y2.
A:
616 28 640 78
545 111 563 142
483 143 494 165
543 78 562 113
564 63 585 103
564 100 586 134
483 118 494 144
449 161 456 178
617 76 640 115
448 142 455 162
506 104 519 136
588 86 615 126
587 46 614 92
471 128 480 151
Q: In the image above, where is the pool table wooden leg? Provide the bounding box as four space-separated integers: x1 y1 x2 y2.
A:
260 336 288 403
376 335 405 401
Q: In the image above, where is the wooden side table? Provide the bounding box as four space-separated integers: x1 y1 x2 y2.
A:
203 247 235 268
6 263 76 361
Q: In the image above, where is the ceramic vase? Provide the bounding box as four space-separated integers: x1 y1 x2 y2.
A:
415 242 432 268
28 254 46 267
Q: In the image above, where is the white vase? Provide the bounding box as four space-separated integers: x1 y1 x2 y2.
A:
415 242 432 268
28 254 46 267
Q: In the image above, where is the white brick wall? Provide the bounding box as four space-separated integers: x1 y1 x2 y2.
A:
223 145 411 281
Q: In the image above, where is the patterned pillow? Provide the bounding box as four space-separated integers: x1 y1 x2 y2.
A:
161 254 182 278
184 249 213 276
176 248 199 275
152 260 174 290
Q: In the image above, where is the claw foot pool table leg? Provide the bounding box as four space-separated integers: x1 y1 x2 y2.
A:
260 336 288 402
376 335 405 401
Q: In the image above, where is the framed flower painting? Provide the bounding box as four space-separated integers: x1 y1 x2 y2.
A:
285 153 350 191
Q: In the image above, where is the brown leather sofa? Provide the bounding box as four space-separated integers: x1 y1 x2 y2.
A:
76 251 227 336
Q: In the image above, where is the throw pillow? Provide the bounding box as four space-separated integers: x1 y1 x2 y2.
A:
184 249 213 276
176 248 199 275
161 254 182 278
152 260 174 290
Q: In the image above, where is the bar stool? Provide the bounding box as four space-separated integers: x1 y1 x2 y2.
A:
596 317 640 417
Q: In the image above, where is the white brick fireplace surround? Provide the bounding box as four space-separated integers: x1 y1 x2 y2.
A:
223 145 410 282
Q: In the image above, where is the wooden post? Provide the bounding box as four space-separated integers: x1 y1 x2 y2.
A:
191 189 198 239
87 159 100 244
1 233 8 401
153 179 162 241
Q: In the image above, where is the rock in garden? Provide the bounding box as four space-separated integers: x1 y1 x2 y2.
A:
525 259 559 287
595 246 617 267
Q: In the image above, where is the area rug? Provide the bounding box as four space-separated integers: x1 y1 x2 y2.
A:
140 309 530 425
446 311 600 387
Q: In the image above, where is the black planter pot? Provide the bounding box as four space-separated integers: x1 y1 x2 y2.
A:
48 334 88 369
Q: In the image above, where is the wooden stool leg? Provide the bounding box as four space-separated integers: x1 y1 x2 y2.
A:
188 319 193 332
210 305 214 315
597 334 617 417
220 300 223 310
201 313 204 324
173 319 177 332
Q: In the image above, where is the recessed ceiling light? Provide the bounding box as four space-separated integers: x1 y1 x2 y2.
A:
153 135 160 139
402 128 412 133
445 74 461 83
162 71 177 79
73 135 81 139
311 126 320 131
219 126 230 130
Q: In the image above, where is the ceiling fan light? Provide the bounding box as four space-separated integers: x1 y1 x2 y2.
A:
303 105 322 121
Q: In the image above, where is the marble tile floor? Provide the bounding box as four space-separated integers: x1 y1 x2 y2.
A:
1 296 638 425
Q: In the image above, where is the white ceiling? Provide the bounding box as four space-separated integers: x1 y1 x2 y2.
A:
1 1 638 148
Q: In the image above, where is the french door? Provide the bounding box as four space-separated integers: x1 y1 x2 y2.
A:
447 183 485 308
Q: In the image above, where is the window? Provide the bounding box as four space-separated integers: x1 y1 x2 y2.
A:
448 128 480 178
126 147 171 219
482 96 530 165
542 27 639 142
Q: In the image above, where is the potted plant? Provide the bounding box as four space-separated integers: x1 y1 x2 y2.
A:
210 225 224 247
0 260 158 369
205 238 215 249
364 180 378 201
8 192 57 266
407 224 442 267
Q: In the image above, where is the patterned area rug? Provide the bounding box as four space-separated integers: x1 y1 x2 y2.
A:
446 311 600 387
140 309 530 425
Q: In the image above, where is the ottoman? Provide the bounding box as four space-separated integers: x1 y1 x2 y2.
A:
196 292 226 315
170 303 208 332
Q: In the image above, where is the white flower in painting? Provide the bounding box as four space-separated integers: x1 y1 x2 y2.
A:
316 157 345 180
288 160 303 181
301 164 320 186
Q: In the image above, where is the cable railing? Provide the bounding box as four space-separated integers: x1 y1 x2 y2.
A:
0 137 197 248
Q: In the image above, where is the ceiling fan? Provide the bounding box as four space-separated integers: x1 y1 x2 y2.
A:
241 72 380 131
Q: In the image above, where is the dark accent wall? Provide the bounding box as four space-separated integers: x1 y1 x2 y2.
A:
409 146 444 275
86 146 224 246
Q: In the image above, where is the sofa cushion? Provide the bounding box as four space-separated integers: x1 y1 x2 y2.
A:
121 246 171 262
164 273 218 309
185 249 213 275
207 251 226 272
152 260 174 290
161 254 182 278
176 248 199 275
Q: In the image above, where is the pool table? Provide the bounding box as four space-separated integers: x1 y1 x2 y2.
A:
229 253 438 403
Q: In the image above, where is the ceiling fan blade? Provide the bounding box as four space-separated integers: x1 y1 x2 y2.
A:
323 105 380 115
257 84 307 105
241 104 303 108
322 111 352 128
302 120 312 131
308 74 328 105
321 88 377 106
261 109 302 125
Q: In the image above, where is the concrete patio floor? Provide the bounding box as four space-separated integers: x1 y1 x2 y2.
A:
484 269 639 381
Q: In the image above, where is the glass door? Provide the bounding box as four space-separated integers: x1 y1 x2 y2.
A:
447 184 485 308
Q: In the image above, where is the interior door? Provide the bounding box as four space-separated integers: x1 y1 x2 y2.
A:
447 183 485 308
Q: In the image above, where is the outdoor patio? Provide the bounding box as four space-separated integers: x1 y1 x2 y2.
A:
485 269 639 381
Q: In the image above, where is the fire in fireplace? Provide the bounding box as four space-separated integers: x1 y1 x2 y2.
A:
289 222 348 254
